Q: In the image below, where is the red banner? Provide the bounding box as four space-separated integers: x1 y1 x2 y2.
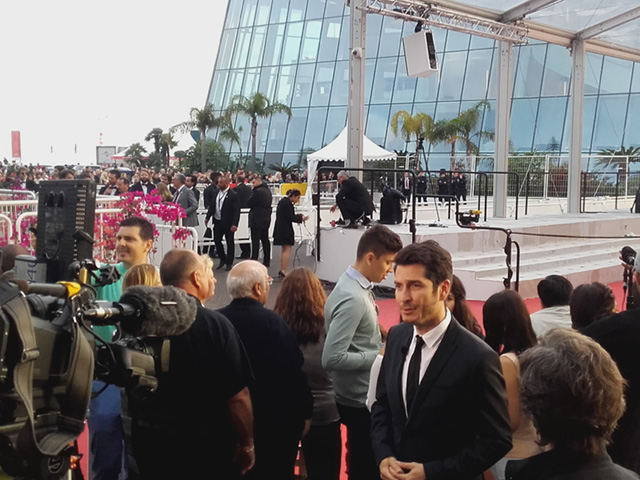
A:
11 131 21 159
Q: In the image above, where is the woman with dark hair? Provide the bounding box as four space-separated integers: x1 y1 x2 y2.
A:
274 267 341 480
570 282 616 329
273 189 308 278
483 289 542 480
445 275 484 338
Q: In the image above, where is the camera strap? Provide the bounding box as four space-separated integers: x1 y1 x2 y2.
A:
2 290 93 460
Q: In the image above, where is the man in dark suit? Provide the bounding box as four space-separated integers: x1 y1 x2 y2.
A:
330 170 375 228
398 171 413 203
206 175 240 271
172 173 199 228
582 308 640 474
218 260 313 480
185 174 201 204
233 174 252 259
130 169 153 195
246 175 272 267
99 169 120 195
371 240 511 480
203 171 222 210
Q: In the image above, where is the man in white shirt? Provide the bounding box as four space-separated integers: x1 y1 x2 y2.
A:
530 275 573 338
371 240 511 480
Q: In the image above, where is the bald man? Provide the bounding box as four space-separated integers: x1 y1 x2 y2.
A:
218 261 313 480
130 249 255 479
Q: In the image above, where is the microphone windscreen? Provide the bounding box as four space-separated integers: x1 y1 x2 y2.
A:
119 286 198 337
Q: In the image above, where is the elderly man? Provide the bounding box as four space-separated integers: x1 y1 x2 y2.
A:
218 261 313 480
130 249 255 479
330 170 375 228
172 173 199 227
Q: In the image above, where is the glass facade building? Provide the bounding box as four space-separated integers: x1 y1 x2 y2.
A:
207 0 640 169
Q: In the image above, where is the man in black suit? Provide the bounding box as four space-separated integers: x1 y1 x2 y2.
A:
206 175 240 271
582 308 640 474
99 169 120 195
172 173 199 227
218 260 313 480
398 171 413 203
203 171 222 210
246 175 272 267
330 170 375 227
233 174 252 259
130 169 153 195
185 174 201 204
371 240 511 480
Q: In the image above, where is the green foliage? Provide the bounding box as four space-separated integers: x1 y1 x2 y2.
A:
596 145 640 170
184 140 229 172
268 161 299 176
145 128 164 154
146 152 165 171
124 143 147 168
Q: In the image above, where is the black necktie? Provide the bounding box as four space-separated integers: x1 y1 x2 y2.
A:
406 335 425 411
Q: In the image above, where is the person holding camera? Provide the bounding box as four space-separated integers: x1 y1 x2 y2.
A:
273 189 307 278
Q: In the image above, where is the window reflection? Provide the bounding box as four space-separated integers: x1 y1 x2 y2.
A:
304 107 329 149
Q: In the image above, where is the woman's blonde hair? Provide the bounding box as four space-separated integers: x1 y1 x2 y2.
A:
123 264 161 289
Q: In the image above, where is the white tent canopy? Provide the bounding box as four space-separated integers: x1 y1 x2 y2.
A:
306 127 396 201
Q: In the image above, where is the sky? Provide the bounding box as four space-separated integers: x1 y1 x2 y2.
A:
0 0 229 166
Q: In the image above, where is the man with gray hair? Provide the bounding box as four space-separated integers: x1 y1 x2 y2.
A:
218 260 313 480
172 173 199 227
330 170 375 228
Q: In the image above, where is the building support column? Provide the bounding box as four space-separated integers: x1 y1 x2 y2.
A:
494 40 513 218
568 39 585 214
347 0 366 177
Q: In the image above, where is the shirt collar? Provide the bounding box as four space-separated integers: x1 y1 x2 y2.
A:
346 265 372 290
413 308 451 349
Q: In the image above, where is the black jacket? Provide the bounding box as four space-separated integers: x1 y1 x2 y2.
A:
206 188 240 230
246 183 273 229
203 184 218 210
336 176 374 215
233 183 252 208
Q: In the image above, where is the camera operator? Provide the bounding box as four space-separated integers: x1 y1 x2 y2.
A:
619 246 640 310
90 216 155 480
128 249 254 479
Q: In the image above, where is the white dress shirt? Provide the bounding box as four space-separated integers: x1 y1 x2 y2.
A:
214 187 229 220
401 309 452 413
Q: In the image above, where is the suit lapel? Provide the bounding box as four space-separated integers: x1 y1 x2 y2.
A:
391 325 413 426
406 319 460 422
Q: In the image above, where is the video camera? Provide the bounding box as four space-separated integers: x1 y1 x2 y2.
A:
0 261 196 480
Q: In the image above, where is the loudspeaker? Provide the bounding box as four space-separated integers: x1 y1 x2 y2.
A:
36 180 97 282
402 30 438 78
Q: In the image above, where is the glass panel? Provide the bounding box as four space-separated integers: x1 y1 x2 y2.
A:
624 94 640 147
318 18 342 62
366 104 392 146
216 29 237 70
258 66 279 100
226 0 243 29
325 0 346 18
300 20 322 63
255 0 271 25
263 24 286 66
462 49 492 100
209 71 229 108
242 68 260 97
330 60 349 106
366 15 382 58
275 65 298 105
412 103 436 117
306 0 326 20
239 0 258 28
324 107 348 144
378 17 403 57
284 108 309 151
631 64 640 93
292 64 315 107
288 0 307 22
336 15 351 61
224 70 245 106
264 153 284 170
444 30 470 51
562 96 596 152
311 62 335 107
246 26 267 68
480 101 496 153
470 36 495 49
231 28 252 69
392 59 417 104
414 74 439 103
541 44 571 96
534 97 568 151
600 57 633 95
387 104 415 152
438 51 467 101
304 107 329 150
592 95 627 152
267 111 289 151
513 44 546 98
510 98 538 152
270 0 289 24
585 53 603 94
282 22 304 64
370 57 398 104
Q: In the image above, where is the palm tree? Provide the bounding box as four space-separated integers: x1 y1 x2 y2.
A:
124 142 147 168
432 118 464 171
172 104 231 172
145 128 164 155
174 150 187 170
226 92 292 173
219 123 243 159
160 132 178 168
596 145 640 171
455 100 494 171
390 110 435 170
